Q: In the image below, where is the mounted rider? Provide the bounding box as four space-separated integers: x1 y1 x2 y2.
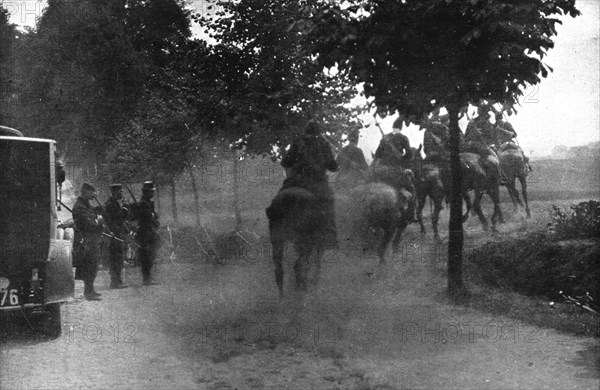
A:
370 116 418 222
336 128 368 186
493 110 531 172
280 121 339 249
422 107 451 162
463 104 506 183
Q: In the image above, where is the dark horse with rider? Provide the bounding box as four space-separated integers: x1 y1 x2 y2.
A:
265 119 417 296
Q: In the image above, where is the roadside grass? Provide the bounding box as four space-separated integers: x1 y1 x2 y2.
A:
462 200 600 338
463 274 600 338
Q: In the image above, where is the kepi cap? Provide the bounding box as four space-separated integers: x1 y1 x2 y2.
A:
142 181 156 191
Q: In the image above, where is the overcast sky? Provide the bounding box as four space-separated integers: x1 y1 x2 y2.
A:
4 0 599 158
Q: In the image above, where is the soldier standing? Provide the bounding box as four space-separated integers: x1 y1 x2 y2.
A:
135 181 160 285
103 183 129 289
280 121 339 249
372 116 418 222
73 182 104 301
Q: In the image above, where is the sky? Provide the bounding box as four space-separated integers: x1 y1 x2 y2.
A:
3 0 599 158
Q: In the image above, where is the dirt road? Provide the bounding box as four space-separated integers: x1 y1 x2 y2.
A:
1 214 599 390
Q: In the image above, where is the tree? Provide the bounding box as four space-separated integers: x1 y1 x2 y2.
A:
12 0 145 161
195 0 361 157
10 0 196 168
300 0 580 296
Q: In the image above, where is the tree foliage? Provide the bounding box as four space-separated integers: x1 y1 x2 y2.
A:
302 0 579 117
195 0 362 156
1 0 197 177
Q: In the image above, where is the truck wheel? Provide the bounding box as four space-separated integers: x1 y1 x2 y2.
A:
40 303 62 339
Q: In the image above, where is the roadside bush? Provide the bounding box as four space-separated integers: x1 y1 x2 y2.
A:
548 200 600 240
467 232 600 301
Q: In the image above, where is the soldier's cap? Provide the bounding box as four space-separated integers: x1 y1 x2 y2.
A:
81 182 96 192
347 129 360 142
392 116 406 130
142 181 156 191
110 183 122 191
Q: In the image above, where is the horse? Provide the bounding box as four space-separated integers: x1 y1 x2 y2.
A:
408 145 446 239
265 187 326 296
350 160 412 263
444 152 505 231
499 144 531 218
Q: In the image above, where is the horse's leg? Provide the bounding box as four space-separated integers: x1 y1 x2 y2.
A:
391 218 408 256
494 183 505 225
504 177 519 213
378 222 395 264
462 191 472 223
487 182 504 230
309 245 324 289
270 225 285 297
432 196 443 240
417 191 427 234
519 174 531 219
430 183 445 240
473 190 489 231
293 241 310 293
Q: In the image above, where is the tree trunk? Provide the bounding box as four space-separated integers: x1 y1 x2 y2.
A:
233 151 242 231
170 178 178 223
447 104 465 297
189 165 202 228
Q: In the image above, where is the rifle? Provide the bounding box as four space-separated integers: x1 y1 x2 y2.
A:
374 117 386 138
58 199 73 213
93 195 127 242
59 199 124 242
124 183 139 208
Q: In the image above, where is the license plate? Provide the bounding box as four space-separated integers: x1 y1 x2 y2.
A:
0 277 19 307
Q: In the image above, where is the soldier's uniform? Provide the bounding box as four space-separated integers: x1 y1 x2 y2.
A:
464 110 504 180
336 130 368 186
135 181 160 285
495 119 517 146
103 183 129 289
495 116 531 171
423 120 450 162
281 122 339 248
371 119 417 220
73 182 104 300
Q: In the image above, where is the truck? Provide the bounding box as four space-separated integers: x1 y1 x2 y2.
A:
0 125 74 338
